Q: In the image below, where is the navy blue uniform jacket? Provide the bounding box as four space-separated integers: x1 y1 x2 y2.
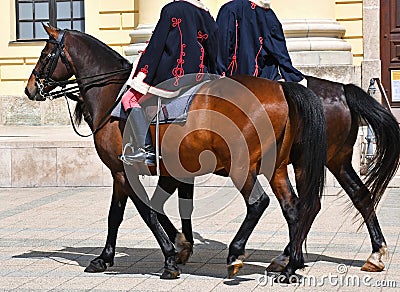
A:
131 0 219 97
216 0 303 82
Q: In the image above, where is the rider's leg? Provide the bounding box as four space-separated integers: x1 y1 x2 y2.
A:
121 88 156 166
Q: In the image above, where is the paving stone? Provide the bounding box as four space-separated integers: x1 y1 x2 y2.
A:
0 186 398 291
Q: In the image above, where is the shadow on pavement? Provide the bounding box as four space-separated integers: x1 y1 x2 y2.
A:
12 232 366 280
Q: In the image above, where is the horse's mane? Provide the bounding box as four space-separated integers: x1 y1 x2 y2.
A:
74 99 94 127
65 29 132 127
74 99 87 126
68 29 131 69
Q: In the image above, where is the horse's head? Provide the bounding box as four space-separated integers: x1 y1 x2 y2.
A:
25 24 74 101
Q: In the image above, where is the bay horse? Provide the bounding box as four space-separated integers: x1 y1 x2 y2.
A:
154 74 400 273
25 26 327 281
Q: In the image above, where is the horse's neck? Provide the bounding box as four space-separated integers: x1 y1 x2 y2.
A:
68 36 129 126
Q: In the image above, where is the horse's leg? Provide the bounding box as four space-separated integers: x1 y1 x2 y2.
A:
266 167 299 272
278 164 322 282
152 176 180 242
85 182 128 273
178 178 195 245
152 176 193 264
128 176 180 279
227 173 270 278
176 178 194 264
329 159 387 272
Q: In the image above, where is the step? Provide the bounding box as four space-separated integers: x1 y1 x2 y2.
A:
0 126 112 188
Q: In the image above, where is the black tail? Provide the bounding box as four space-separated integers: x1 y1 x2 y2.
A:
280 82 327 266
281 82 327 200
344 84 400 217
280 82 327 248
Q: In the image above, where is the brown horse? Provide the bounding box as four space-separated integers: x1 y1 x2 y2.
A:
25 26 327 281
152 76 400 273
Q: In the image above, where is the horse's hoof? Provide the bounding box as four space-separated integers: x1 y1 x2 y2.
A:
227 259 244 279
361 260 385 272
361 249 386 272
266 254 289 272
175 243 193 265
84 258 109 273
160 267 181 279
175 233 193 265
266 262 286 273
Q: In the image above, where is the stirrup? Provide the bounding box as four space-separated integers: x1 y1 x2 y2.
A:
119 143 158 166
125 148 156 166
119 143 135 165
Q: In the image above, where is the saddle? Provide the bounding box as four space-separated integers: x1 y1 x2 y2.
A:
111 80 210 125
145 81 209 125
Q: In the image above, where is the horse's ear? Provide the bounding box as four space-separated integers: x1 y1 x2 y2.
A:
42 22 59 39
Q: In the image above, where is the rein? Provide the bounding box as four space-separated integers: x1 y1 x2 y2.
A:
64 88 125 138
34 29 131 137
42 68 131 101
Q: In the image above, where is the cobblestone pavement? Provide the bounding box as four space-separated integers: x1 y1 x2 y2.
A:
0 186 399 291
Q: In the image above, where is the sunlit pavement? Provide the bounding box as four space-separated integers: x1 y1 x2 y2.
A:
0 185 399 291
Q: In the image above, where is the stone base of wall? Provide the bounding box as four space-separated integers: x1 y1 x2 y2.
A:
0 96 73 126
0 126 111 187
297 64 362 86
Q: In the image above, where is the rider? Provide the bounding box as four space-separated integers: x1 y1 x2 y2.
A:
121 0 218 165
216 0 306 85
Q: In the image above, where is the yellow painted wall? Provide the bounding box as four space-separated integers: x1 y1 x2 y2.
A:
0 0 137 96
335 1 364 65
0 0 364 96
273 0 335 19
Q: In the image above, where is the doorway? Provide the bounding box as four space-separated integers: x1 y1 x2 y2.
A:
380 0 400 117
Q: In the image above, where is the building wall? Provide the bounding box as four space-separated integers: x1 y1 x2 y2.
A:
335 0 364 65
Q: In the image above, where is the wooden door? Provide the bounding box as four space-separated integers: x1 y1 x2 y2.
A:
381 0 400 110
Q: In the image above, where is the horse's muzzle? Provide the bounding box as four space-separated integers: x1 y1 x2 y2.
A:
25 86 46 101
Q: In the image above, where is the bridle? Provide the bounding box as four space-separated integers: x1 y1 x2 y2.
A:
32 29 131 137
32 30 75 100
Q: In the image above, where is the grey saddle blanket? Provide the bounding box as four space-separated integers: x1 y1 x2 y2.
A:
111 81 210 124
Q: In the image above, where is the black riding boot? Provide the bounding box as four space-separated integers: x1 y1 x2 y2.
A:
124 107 156 166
